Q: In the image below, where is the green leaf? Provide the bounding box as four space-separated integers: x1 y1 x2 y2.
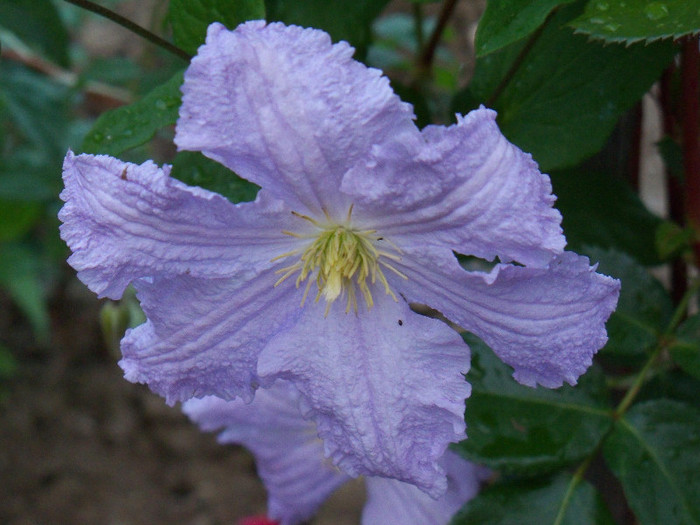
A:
670 314 700 380
475 0 576 56
82 71 184 156
0 243 50 342
640 370 700 408
169 0 266 55
454 335 612 474
0 343 17 379
656 221 695 261
265 0 391 59
457 6 677 171
551 169 663 266
584 248 673 360
0 201 42 242
451 473 615 525
604 400 700 525
170 151 260 203
0 0 70 66
0 62 70 159
571 0 700 44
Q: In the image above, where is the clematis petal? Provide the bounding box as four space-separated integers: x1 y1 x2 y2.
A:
257 292 470 498
183 383 349 525
362 451 486 525
394 249 620 388
120 270 303 404
59 151 295 299
341 108 565 267
175 21 417 217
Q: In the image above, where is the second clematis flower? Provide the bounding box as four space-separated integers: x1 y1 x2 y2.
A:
59 21 620 496
183 381 488 525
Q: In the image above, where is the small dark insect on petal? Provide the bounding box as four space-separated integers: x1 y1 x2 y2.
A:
120 168 128 180
398 319 403 326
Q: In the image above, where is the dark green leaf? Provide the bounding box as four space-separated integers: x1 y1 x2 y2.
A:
0 201 42 242
0 63 70 159
0 343 17 379
0 152 60 201
0 0 70 66
670 314 700 380
170 151 259 203
456 6 677 171
0 243 50 342
451 473 615 525
640 370 700 407
604 400 700 525
571 0 700 44
584 248 673 360
551 169 663 265
656 221 695 261
265 0 391 59
657 136 685 183
82 71 184 156
475 0 576 56
454 335 612 474
169 0 266 55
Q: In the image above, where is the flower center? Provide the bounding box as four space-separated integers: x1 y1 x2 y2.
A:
272 206 406 314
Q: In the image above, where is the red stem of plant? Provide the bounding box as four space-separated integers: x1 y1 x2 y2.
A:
661 66 688 304
681 36 700 265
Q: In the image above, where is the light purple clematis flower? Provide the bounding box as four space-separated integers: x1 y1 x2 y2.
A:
59 21 620 496
183 381 488 525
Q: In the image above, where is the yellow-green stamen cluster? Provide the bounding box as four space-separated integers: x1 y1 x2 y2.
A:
273 207 406 313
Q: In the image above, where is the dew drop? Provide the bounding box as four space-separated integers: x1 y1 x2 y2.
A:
155 99 168 111
105 135 113 141
91 132 104 143
644 2 669 20
596 1 609 10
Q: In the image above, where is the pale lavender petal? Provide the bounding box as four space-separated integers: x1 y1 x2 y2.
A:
362 451 486 525
394 249 620 388
175 21 417 217
183 383 349 525
120 269 303 404
257 292 470 497
342 108 565 267
59 152 296 299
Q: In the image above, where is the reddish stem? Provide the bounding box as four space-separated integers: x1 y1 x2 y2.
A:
661 66 688 304
627 102 643 191
681 36 700 266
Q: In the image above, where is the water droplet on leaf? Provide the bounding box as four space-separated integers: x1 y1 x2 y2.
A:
91 132 104 143
644 2 669 20
155 99 168 111
596 1 609 10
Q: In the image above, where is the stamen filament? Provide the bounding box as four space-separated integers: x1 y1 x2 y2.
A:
271 206 405 313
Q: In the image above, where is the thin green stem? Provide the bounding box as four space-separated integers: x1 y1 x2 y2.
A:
63 0 192 62
558 278 700 520
614 278 700 418
413 3 425 53
552 452 597 525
